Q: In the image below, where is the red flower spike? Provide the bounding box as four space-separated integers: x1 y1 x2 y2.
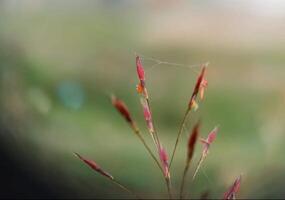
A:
187 122 200 163
111 95 133 124
135 56 149 99
74 153 114 180
159 146 170 179
193 66 206 97
223 175 242 200
188 65 207 109
136 56 145 83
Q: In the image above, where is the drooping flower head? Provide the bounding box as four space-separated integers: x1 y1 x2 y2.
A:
223 175 242 200
74 153 114 180
159 145 170 179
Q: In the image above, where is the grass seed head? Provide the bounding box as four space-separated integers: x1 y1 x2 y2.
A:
201 126 219 156
159 146 170 179
187 122 200 163
189 64 208 110
74 153 114 180
112 95 133 124
223 175 242 200
136 56 145 83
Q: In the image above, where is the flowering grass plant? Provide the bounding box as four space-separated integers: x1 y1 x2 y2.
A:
74 56 241 199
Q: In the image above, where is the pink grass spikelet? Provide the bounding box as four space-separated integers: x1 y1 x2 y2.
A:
136 56 149 99
74 153 114 180
193 126 218 180
159 146 170 179
136 56 145 83
223 175 242 200
140 98 156 140
136 56 145 94
201 126 218 157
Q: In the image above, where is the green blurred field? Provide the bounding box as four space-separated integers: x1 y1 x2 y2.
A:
0 1 285 199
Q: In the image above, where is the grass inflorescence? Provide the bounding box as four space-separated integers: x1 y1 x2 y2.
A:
74 55 242 199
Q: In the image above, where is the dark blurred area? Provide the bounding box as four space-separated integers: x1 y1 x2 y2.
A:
0 0 285 199
0 131 56 199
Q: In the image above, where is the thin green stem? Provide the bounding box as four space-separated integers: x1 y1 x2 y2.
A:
180 164 189 199
111 179 141 199
169 109 190 168
192 155 205 180
146 97 161 149
138 88 172 199
144 96 173 199
132 125 172 200
165 177 173 199
135 130 163 173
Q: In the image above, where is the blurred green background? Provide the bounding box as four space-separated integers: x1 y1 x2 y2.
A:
0 0 285 199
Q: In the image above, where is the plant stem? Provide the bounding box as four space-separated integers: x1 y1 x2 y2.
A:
111 179 141 199
165 177 173 199
133 128 172 199
135 129 163 173
140 88 173 199
136 129 174 200
145 96 173 199
146 98 161 149
169 108 190 168
192 155 205 180
132 124 173 200
180 164 189 199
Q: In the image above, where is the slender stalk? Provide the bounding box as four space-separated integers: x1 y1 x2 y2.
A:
132 124 173 200
180 164 189 199
192 155 205 180
146 97 161 149
137 76 173 199
135 129 163 173
169 108 190 168
130 125 173 200
165 177 173 199
111 179 141 199
150 131 159 149
144 96 173 199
